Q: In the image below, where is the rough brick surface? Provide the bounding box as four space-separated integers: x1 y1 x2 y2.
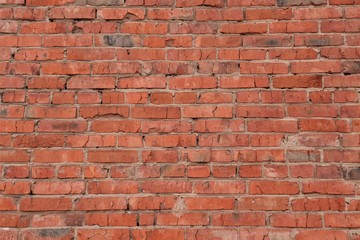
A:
0 0 360 238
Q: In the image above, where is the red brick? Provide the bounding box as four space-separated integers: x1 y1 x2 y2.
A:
290 164 315 178
322 20 360 33
119 76 166 89
91 120 141 132
48 7 96 19
188 165 211 178
236 106 285 118
170 76 217 89
194 119 244 132
292 197 345 211
26 0 76 5
220 23 267 34
142 150 178 163
121 22 168 34
269 48 318 60
34 150 84 163
168 165 192 177
27 77 66 89
246 8 292 20
325 75 360 87
248 120 298 132
37 120 87 133
2 114 37 130
32 166 55 179
142 180 192 193
288 134 340 147
243 35 293 47
181 150 210 163
88 150 138 163
0 213 29 228
340 106 360 118
0 197 17 210
299 119 350 132
196 9 243 21
195 36 241 47
288 105 338 117
239 165 262 178
0 181 30 194
5 165 29 178
85 212 137 226
176 0 223 7
129 196 176 210
101 91 124 104
303 181 355 195
169 22 217 34
168 49 216 61
87 180 139 194
26 106 76 118
75 197 127 211
193 181 246 194
295 34 343 46
116 49 165 61
270 21 318 33
156 213 209 226
92 62 141 74
325 214 360 228
334 91 358 102
57 165 82 178
132 229 185 240
30 214 83 227
213 213 266 226
184 197 235 210
143 36 192 48
264 164 288 178
84 165 107 179
52 92 75 104
32 181 85 195
20 229 74 240
131 107 181 119
237 197 289 211
187 229 238 240
43 35 92 47
291 61 341 73
220 76 269 88
148 9 192 20
270 213 322 228
228 0 275 6
240 62 288 74
309 91 332 103
273 75 322 88
42 62 90 75
79 106 129 118
278 0 327 6
150 92 173 104
0 36 41 47
15 48 64 61
249 181 299 194
77 229 129 240
295 230 347 240
0 150 30 162
239 228 291 240
199 134 249 147
183 106 232 118
20 197 72 211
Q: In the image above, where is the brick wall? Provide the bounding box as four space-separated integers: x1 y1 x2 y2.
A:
1 0 360 239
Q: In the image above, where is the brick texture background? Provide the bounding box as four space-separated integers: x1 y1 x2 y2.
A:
1 0 360 239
